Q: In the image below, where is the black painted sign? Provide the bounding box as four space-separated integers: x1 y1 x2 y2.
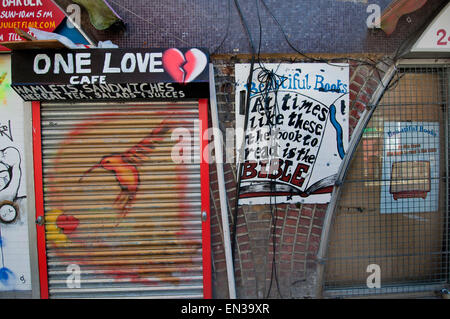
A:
11 48 210 101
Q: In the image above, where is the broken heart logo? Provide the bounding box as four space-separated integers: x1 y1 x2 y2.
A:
162 48 207 83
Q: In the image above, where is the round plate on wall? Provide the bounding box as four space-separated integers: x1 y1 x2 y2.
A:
0 201 18 224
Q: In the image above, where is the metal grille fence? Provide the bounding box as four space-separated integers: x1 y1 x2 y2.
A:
324 65 450 298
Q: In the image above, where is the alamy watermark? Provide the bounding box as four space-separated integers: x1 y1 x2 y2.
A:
366 264 381 289
366 4 381 29
65 3 81 29
66 264 81 289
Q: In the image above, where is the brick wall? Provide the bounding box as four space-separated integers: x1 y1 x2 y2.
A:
209 55 392 298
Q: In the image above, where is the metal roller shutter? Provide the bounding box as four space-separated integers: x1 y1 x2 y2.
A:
37 101 209 298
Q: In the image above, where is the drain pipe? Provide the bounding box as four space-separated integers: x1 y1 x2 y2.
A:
315 62 397 298
209 63 237 299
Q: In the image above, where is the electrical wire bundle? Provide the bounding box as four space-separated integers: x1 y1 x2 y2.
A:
230 0 401 299
233 0 295 299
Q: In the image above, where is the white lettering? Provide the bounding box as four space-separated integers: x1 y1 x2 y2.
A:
366 264 381 288
103 52 164 73
33 54 51 74
2 0 43 6
103 52 120 73
136 53 150 72
150 52 163 72
2 0 21 7
121 53 136 73
70 75 106 85
171 127 192 164
66 264 81 289
180 303 216 317
66 4 81 28
75 53 91 74
366 4 381 28
31 51 168 77
54 53 74 74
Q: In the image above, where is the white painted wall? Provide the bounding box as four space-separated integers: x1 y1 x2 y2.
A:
0 54 32 292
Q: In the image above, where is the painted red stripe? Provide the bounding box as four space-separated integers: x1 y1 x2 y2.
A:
198 98 212 299
32 101 49 299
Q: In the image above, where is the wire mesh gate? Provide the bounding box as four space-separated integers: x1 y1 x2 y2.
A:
323 65 450 298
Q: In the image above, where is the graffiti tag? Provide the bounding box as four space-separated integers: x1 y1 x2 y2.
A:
0 120 12 142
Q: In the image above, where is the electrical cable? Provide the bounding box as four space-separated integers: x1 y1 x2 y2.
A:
229 0 404 299
257 0 397 79
231 0 286 299
254 0 284 298
231 0 256 266
232 0 288 298
108 0 192 46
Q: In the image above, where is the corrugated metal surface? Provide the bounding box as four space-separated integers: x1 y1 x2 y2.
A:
40 101 205 298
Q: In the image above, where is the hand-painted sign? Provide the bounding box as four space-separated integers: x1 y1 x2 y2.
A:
411 2 450 52
11 48 210 101
380 122 440 213
0 0 66 51
235 63 349 205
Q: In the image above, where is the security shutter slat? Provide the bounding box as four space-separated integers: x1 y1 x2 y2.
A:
40 101 205 299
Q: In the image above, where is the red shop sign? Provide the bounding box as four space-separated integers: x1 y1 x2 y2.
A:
0 0 66 51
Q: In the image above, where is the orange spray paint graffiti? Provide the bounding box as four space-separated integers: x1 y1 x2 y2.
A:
79 124 171 219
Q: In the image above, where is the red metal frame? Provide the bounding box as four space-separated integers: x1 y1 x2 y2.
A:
31 99 212 299
199 98 212 299
31 101 49 299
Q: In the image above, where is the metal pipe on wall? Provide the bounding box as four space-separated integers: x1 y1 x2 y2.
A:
208 63 237 299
